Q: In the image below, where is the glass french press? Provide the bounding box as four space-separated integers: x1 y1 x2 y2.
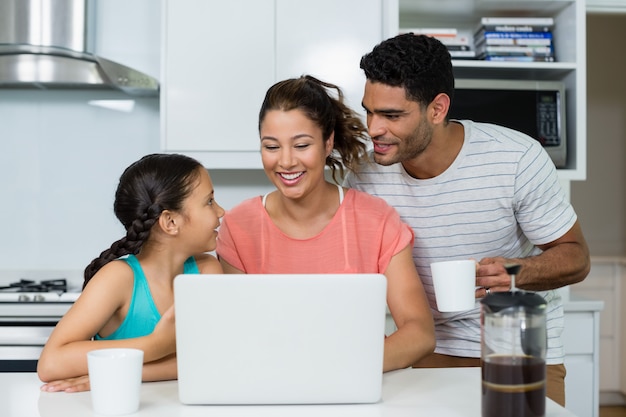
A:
480 264 547 417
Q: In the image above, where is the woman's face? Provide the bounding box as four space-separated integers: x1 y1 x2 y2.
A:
260 109 333 201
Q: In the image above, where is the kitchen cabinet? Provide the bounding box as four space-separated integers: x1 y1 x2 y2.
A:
562 299 604 417
161 0 384 169
275 0 382 115
160 0 274 168
388 0 587 181
570 258 626 404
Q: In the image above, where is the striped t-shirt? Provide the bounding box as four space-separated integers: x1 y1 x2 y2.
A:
344 120 576 364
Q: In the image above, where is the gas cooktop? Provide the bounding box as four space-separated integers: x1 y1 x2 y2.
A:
0 278 68 293
0 279 81 302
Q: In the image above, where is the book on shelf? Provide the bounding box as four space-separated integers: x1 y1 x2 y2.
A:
401 28 477 59
479 31 553 40
449 50 477 59
477 45 554 58
476 17 554 35
400 28 458 36
402 29 471 45
438 35 472 47
479 37 552 47
479 44 553 53
445 44 472 51
482 55 555 62
479 17 554 26
475 33 553 49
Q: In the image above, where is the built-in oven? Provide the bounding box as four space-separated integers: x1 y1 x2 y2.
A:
0 279 79 372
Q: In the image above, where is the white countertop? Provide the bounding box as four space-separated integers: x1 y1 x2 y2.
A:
2 368 578 417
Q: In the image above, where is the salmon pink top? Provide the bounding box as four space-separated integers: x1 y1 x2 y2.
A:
216 188 413 274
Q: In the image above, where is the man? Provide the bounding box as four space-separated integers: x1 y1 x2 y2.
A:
344 33 590 406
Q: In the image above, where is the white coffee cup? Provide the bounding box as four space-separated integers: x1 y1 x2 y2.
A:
87 348 144 415
430 259 477 312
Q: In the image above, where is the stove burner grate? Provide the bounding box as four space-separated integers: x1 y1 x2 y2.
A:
0 279 68 293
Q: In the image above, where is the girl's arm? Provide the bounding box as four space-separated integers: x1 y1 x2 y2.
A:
383 245 435 372
143 353 178 381
37 284 178 392
37 261 176 383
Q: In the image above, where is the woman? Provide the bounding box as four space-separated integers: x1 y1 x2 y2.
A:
217 75 434 372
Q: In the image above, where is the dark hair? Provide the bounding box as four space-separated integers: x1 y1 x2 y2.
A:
83 153 204 288
360 33 455 114
258 75 368 182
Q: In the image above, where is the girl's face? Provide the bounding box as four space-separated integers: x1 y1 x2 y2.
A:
260 109 333 201
178 168 225 253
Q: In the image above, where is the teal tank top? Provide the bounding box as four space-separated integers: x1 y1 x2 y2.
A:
95 254 199 340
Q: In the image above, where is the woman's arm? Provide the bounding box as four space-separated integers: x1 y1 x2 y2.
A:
219 258 245 274
383 245 435 372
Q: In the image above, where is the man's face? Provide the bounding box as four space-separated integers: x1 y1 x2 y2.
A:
362 80 433 166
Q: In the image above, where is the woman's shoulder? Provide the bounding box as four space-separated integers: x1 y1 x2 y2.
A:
224 196 263 218
346 187 396 210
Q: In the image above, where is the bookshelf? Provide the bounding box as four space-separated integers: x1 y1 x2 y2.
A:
385 0 586 181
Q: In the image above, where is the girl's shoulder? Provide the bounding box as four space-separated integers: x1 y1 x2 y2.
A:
88 259 135 286
194 253 223 274
86 259 134 293
78 259 135 308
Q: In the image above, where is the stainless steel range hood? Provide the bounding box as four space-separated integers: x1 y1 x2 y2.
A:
0 0 159 96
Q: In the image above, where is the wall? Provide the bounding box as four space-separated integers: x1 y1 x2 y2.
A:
0 1 162 272
0 90 159 270
571 14 626 257
569 13 626 401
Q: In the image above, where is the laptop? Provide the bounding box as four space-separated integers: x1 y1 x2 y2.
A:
174 273 387 405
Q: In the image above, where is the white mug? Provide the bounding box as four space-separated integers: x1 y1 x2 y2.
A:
87 348 144 415
430 260 477 312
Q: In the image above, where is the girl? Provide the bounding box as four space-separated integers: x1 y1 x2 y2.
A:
38 153 224 392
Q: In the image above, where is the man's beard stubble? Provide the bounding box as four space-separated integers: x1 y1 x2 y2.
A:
372 121 433 166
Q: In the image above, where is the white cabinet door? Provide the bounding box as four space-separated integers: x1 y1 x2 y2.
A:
276 0 382 119
563 308 603 417
161 0 383 168
161 0 275 153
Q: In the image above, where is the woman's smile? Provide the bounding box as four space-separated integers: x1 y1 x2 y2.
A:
278 171 305 185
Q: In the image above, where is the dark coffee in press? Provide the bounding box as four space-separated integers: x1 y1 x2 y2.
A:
482 355 546 417
480 264 547 417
